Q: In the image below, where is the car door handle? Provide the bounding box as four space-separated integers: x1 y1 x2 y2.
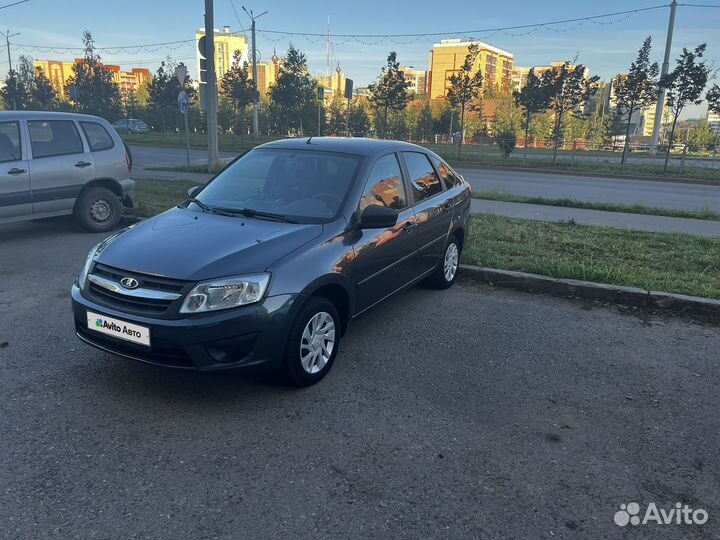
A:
75 161 91 168
441 201 453 213
7 167 27 176
402 221 416 232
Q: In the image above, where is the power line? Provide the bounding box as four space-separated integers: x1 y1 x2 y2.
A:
0 0 29 10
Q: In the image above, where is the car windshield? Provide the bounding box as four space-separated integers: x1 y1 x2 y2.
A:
195 148 361 222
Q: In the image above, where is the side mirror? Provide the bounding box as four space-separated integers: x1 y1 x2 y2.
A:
187 186 201 198
360 205 399 229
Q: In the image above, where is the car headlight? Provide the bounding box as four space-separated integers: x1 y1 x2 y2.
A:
77 229 128 289
180 274 271 314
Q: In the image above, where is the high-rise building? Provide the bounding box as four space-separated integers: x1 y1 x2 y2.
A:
251 53 281 96
195 26 249 83
317 64 347 101
512 62 586 93
33 59 150 99
399 66 427 96
427 39 513 99
709 110 720 137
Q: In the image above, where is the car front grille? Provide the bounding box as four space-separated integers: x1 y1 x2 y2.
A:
86 263 189 317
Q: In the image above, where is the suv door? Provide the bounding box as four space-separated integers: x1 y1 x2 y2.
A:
27 119 95 215
352 153 420 314
0 120 31 220
401 151 453 274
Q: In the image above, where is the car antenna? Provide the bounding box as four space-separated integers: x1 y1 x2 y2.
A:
306 136 313 144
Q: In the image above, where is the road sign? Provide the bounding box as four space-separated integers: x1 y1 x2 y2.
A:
177 91 189 114
175 64 187 86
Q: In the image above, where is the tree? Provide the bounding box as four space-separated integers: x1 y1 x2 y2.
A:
269 45 316 136
31 66 58 110
446 43 483 156
220 51 254 141
368 52 411 138
65 31 122 120
147 60 196 132
348 98 371 136
613 37 659 164
686 119 716 152
513 68 551 155
326 95 346 135
1 70 27 110
419 100 433 142
659 44 711 172
544 62 599 163
708 84 720 115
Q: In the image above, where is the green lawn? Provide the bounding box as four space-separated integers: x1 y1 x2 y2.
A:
472 190 720 221
126 178 720 299
462 214 720 299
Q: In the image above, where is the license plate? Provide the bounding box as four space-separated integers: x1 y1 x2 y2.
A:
86 311 151 347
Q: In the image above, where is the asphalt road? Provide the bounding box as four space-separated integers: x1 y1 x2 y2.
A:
130 144 720 213
1 218 719 539
458 168 720 212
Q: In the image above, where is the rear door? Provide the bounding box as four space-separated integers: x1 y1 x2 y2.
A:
27 119 95 215
352 153 420 314
400 151 452 274
0 120 31 219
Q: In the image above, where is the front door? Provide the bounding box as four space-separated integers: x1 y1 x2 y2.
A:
0 120 31 220
401 151 453 274
352 153 420 314
27 119 95 215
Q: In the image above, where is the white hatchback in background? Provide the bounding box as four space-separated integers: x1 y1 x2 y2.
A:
0 111 135 232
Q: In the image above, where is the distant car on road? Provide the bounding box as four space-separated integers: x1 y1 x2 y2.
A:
112 118 149 135
0 111 135 232
71 137 471 385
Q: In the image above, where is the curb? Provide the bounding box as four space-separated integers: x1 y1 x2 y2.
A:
451 163 720 187
459 264 720 322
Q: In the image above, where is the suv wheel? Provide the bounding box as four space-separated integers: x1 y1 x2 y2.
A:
425 236 460 289
74 186 122 233
283 297 340 386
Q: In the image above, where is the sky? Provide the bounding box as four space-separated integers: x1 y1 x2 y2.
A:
1 0 719 118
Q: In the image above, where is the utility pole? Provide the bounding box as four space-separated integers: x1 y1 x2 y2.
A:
2 30 20 110
243 6 268 137
204 0 220 171
650 0 678 153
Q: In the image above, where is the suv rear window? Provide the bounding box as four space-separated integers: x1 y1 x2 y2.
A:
0 121 22 163
81 122 114 152
28 120 84 158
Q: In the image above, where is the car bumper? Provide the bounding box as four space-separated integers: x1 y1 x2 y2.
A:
71 284 301 371
119 178 135 208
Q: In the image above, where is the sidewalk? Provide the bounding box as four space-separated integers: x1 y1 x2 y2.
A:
470 198 720 238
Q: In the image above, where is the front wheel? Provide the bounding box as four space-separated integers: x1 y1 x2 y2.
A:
74 186 122 233
282 297 340 386
425 236 460 289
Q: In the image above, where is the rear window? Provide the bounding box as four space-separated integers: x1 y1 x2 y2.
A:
28 120 84 158
81 122 114 152
0 121 22 162
431 156 462 190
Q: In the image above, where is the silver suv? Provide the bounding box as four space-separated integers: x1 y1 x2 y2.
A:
0 111 135 232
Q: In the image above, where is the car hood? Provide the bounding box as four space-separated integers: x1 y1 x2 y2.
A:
97 207 323 281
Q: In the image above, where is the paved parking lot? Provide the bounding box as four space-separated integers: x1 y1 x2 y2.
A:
1 218 719 540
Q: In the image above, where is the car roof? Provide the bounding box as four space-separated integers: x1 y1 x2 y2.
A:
257 137 430 158
0 110 108 123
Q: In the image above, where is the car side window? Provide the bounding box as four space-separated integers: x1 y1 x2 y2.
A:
0 121 22 163
402 152 443 203
359 154 406 212
28 120 84 159
431 156 461 190
81 122 114 152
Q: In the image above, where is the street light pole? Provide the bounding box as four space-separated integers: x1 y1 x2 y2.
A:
2 29 20 110
650 0 678 153
243 6 268 137
204 0 220 172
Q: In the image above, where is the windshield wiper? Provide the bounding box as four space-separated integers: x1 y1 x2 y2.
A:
216 207 301 224
183 198 238 218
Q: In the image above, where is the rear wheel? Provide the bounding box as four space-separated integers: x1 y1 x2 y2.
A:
74 186 122 233
425 236 460 289
282 297 340 386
